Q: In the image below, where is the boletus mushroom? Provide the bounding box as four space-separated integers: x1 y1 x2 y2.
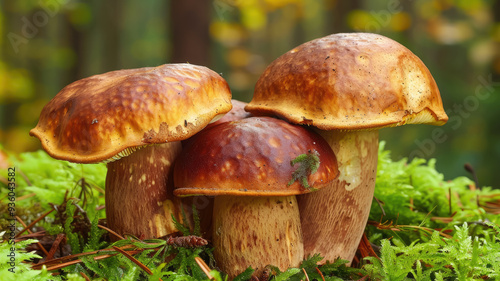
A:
173 117 338 278
30 63 232 239
245 33 448 264
181 99 252 240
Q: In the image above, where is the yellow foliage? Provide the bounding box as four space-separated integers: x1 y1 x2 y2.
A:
264 0 299 10
347 10 372 31
3 127 40 153
0 62 35 103
390 12 412 32
226 48 251 67
347 10 412 32
68 2 92 27
456 0 485 13
210 21 246 46
416 0 441 20
241 6 267 31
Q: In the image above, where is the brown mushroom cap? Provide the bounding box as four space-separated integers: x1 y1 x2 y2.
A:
30 64 232 163
208 99 252 127
245 33 448 130
174 117 338 196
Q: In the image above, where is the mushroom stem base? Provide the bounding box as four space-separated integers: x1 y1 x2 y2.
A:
213 195 303 279
298 130 379 264
105 142 184 240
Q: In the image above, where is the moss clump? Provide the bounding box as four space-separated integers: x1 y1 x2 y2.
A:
288 149 320 190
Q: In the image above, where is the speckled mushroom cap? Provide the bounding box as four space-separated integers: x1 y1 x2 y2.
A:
174 117 338 196
245 33 448 130
30 63 232 163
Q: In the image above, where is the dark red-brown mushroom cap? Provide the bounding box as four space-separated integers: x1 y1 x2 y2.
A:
174 117 338 196
29 63 232 163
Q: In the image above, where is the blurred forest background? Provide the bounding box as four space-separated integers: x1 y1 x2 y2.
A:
0 0 499 187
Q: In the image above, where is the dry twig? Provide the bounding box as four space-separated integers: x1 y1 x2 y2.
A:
15 208 54 238
15 215 49 256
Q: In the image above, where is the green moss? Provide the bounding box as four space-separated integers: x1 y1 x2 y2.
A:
1 145 500 280
288 149 320 190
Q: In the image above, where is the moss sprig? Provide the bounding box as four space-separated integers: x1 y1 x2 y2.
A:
288 149 320 190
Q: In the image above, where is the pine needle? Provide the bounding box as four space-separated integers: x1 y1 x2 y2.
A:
195 256 213 280
315 267 325 281
302 268 310 281
112 245 153 275
97 224 125 240
15 208 54 238
15 215 49 256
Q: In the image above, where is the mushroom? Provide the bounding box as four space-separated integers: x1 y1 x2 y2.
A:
173 116 338 278
30 63 232 239
245 33 448 264
181 99 252 240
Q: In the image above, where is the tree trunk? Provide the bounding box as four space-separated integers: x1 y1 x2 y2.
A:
169 0 211 66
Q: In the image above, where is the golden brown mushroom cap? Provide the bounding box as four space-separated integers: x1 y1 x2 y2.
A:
30 64 232 163
174 117 338 196
245 33 448 130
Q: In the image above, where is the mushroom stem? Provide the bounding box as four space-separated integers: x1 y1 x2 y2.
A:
213 195 303 279
105 142 186 239
297 130 378 264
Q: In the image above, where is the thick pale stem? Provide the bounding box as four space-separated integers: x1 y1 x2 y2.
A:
105 142 185 239
297 130 378 264
213 195 303 279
